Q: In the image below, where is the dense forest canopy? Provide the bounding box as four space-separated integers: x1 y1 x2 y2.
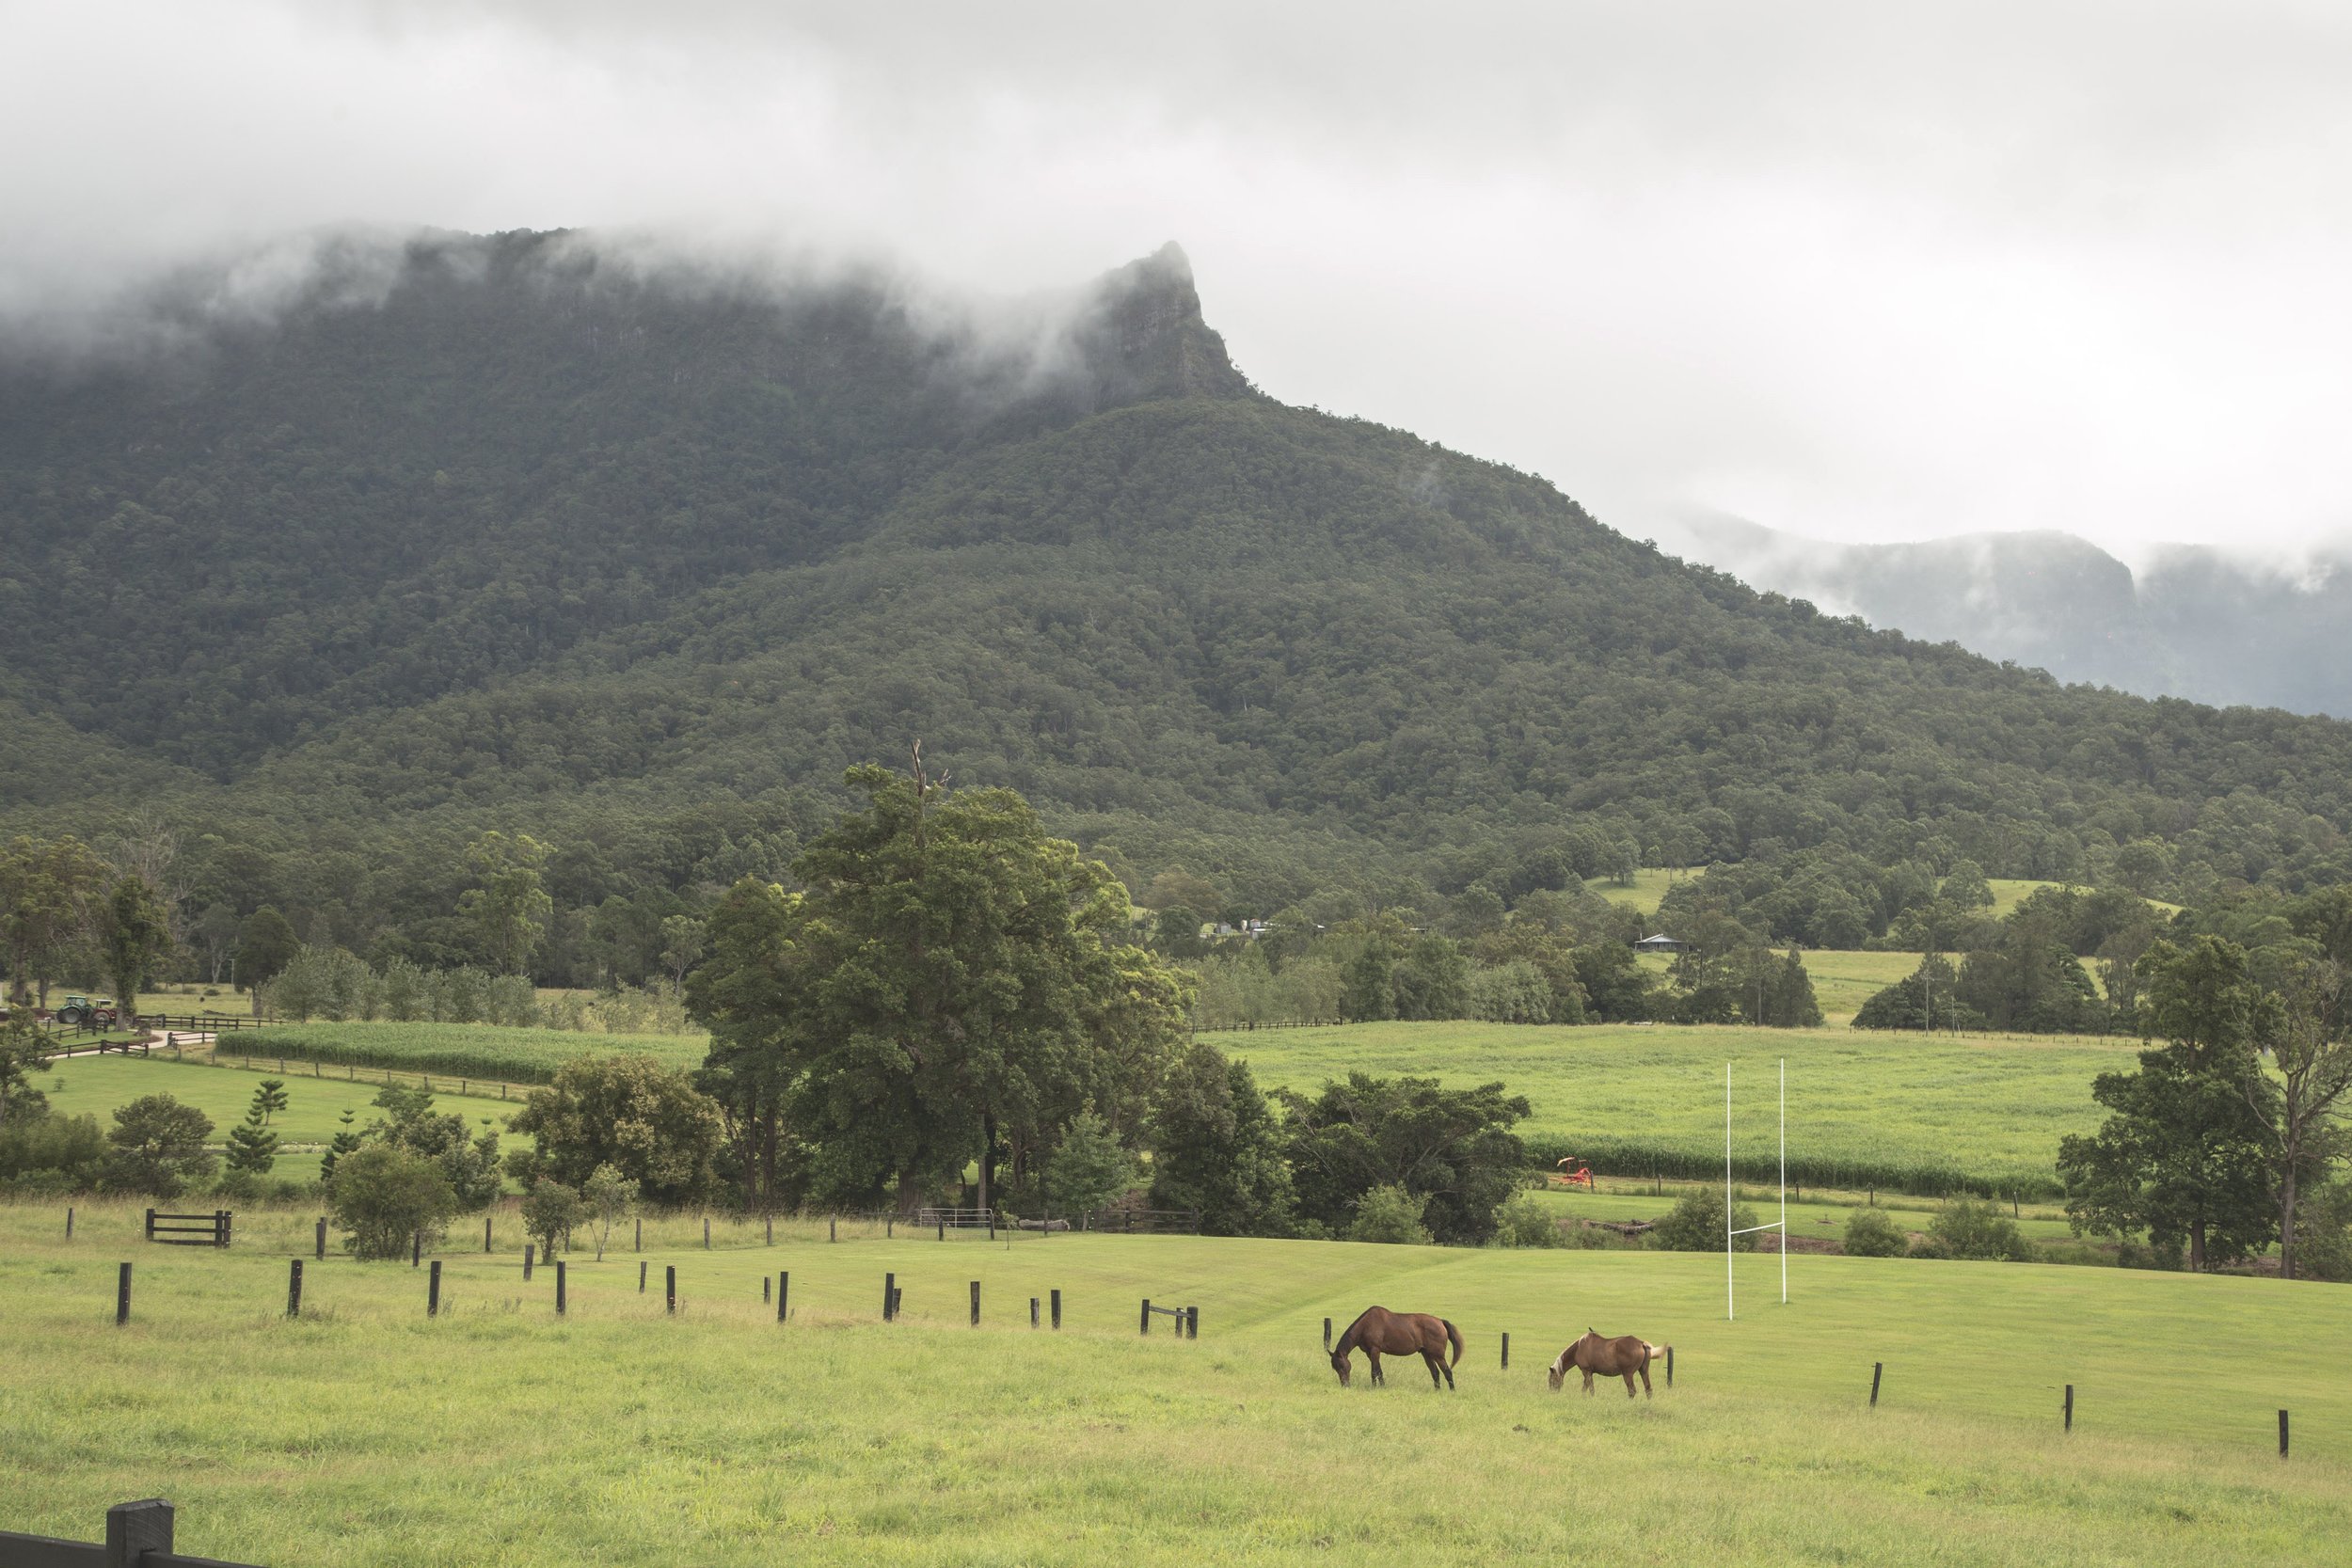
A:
4 228 2351 966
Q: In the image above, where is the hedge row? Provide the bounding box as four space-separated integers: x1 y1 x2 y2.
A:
1520 1132 2062 1202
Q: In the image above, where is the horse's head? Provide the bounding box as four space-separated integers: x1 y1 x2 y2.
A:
1329 1346 1353 1386
1547 1356 1566 1392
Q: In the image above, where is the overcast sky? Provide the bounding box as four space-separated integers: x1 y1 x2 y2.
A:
5 0 2349 559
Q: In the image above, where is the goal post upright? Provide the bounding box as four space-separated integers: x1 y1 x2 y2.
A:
1724 1059 1790 1321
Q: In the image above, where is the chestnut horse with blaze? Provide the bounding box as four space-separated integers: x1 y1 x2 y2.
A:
1548 1328 1670 1398
1329 1307 1464 1389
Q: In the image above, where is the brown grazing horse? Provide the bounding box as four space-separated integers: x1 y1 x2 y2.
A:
1548 1328 1669 1399
1330 1306 1464 1389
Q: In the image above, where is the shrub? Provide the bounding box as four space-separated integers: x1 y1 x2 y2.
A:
0 1111 106 1191
1043 1108 1137 1215
502 1054 725 1206
1348 1183 1432 1244
103 1094 216 1196
1916 1197 2034 1261
1842 1206 1909 1258
329 1144 457 1260
521 1178 585 1260
1650 1184 1759 1252
1491 1190 1567 1247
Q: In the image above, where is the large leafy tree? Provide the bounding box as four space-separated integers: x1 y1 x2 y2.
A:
459 832 553 976
2058 936 2279 1270
0 835 111 1006
101 875 175 1019
1277 1072 1529 1245
103 1093 216 1196
1147 1041 1295 1235
507 1054 724 1207
687 753 1189 1213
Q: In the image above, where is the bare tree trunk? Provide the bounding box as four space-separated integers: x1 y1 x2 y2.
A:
2280 1165 2298 1281
2190 1217 2206 1273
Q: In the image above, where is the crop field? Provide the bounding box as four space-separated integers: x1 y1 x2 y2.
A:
1528 1180 2084 1245
1225 1022 2135 1196
248 1020 705 1084
2 1200 2344 1567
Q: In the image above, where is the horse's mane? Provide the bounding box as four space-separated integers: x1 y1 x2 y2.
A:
1334 1307 1380 1351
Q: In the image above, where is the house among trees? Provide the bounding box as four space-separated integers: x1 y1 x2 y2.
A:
1632 933 1689 955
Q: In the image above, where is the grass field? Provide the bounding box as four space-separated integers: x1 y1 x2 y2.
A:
1528 1180 2084 1244
252 1020 706 1084
3 1199 2344 1566
1589 867 1684 916
35 1054 520 1182
1225 1021 2131 1196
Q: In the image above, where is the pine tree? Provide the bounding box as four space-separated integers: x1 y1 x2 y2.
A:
224 1107 278 1176
318 1107 363 1185
252 1078 289 1127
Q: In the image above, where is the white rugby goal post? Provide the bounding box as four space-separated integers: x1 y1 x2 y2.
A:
1725 1059 1787 1320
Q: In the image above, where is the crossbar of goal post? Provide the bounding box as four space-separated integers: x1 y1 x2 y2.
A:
1725 1060 1788 1320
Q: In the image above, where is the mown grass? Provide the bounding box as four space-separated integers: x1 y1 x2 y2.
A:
2 1199 2344 1566
250 1021 706 1084
1589 867 1685 916
35 1054 521 1182
1228 1021 2133 1196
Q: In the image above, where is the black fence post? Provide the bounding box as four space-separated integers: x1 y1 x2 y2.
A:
315 1216 326 1259
665 1265 676 1314
635 1217 642 1253
411 1230 421 1268
1188 1306 1200 1339
1869 1362 1883 1407
106 1498 175 1565
485 1215 493 1253
524 1243 535 1281
1666 1346 1675 1386
1031 1296 1040 1328
938 1216 946 1242
287 1259 303 1317
778 1272 788 1323
704 1217 711 1250
639 1261 646 1293
767 1215 773 1245
971 1280 981 1325
218 1210 231 1249
763 1275 771 1305
65 1205 72 1238
428 1259 441 1316
1051 1288 1062 1329
2063 1384 2074 1432
2280 1409 2290 1459
116 1261 132 1325
555 1260 566 1316
883 1272 897 1322
829 1218 836 1243
145 1207 155 1243
1502 1332 1510 1370
1140 1297 1152 1335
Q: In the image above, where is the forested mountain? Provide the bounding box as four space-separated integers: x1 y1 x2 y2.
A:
4 229 2352 964
1661 513 2352 718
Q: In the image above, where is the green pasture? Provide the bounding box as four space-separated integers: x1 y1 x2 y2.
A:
1227 1021 2132 1196
251 1020 706 1085
35 1054 520 1184
1589 866 1683 916
2 1201 2344 1567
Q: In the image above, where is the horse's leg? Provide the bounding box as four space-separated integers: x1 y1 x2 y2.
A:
1581 1368 1595 1396
1440 1349 1455 1391
1638 1364 1653 1400
1621 1370 1637 1400
1367 1350 1383 1386
1423 1350 1443 1390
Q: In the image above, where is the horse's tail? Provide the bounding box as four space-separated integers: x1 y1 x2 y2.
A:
1441 1318 1464 1368
1645 1341 1670 1366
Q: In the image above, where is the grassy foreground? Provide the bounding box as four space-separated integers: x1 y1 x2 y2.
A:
1229 1021 2129 1196
3 1201 2343 1567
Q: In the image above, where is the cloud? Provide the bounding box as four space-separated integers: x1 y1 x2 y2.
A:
4 0 2350 553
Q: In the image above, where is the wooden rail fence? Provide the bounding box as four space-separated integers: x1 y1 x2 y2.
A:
0 1497 262 1567
143 1210 230 1248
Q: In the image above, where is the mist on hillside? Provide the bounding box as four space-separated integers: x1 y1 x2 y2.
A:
1660 512 2352 717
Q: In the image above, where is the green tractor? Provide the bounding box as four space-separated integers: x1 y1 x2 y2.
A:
55 993 119 1029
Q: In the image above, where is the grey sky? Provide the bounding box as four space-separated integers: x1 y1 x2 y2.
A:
5 0 2348 557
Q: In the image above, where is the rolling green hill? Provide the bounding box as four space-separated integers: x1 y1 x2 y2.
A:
6 230 2352 957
